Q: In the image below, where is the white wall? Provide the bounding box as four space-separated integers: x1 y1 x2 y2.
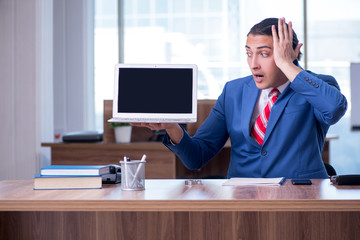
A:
0 0 53 180
53 0 94 135
0 0 94 180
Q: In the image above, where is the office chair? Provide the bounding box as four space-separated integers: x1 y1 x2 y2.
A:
324 162 337 177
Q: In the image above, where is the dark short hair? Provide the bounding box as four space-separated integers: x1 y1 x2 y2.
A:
247 18 302 60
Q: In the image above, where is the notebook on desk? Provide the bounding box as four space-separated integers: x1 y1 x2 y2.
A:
108 64 198 123
222 177 286 186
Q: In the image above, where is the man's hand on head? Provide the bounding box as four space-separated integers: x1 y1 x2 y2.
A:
272 17 303 81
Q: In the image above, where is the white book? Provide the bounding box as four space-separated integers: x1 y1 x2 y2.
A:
222 177 285 186
40 165 110 176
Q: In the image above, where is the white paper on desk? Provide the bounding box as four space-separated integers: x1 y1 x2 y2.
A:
222 177 284 186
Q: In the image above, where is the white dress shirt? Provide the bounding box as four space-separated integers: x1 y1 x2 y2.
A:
250 81 290 128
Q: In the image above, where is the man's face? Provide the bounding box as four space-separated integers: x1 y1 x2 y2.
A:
245 34 288 89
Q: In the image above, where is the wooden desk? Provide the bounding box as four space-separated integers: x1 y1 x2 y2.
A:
41 142 176 179
1 179 359 240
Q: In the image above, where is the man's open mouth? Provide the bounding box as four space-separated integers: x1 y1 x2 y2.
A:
254 74 264 78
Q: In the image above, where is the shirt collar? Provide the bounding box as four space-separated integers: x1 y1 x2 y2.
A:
262 81 290 96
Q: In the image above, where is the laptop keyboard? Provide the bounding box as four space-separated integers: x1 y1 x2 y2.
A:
109 118 195 123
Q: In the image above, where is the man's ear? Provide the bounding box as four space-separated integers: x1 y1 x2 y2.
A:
292 59 304 70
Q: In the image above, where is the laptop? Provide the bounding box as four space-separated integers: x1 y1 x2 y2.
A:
108 64 198 123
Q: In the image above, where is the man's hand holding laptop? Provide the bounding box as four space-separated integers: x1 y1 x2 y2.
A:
130 123 183 144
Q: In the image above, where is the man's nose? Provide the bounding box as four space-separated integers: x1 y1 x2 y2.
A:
250 56 260 69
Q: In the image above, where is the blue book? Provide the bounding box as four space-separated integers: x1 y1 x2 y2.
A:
34 174 102 190
40 165 110 176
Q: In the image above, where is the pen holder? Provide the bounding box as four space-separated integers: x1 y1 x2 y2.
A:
120 160 146 190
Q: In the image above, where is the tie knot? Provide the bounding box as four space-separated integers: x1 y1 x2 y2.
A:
269 88 280 98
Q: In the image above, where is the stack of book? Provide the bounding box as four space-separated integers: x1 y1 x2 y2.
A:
34 165 111 190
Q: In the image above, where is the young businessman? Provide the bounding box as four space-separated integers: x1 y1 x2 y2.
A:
132 18 347 179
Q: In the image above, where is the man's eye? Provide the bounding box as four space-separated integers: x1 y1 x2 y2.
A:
261 52 269 57
246 52 252 57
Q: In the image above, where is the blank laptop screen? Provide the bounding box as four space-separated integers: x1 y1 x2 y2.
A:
110 64 197 123
118 68 193 114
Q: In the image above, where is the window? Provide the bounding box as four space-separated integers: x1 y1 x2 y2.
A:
94 0 360 174
308 0 360 174
122 0 302 99
94 0 118 130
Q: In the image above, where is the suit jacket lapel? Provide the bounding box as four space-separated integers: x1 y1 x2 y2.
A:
263 85 295 144
241 80 260 145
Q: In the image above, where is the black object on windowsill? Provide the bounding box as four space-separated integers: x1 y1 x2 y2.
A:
62 130 103 143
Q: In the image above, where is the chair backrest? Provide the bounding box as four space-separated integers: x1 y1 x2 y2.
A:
324 162 337 177
186 99 216 136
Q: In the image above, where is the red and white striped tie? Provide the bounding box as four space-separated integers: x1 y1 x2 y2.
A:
251 88 280 145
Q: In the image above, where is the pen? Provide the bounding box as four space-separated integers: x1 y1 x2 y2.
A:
130 154 146 187
279 177 286 185
123 156 128 188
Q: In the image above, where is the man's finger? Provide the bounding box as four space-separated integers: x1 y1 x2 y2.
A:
277 18 285 40
272 25 279 43
283 18 289 40
288 21 293 45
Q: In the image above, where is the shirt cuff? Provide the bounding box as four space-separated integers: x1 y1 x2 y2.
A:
169 138 177 146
